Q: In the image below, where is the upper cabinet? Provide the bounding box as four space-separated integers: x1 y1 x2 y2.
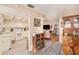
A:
73 17 79 28
0 15 4 33
62 15 79 35
63 15 79 29
0 15 4 26
64 19 72 28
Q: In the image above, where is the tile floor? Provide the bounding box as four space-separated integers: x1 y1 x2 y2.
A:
3 38 28 55
3 39 64 55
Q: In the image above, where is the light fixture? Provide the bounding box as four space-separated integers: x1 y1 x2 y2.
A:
27 4 34 8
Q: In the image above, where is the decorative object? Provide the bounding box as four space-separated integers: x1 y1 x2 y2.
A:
10 28 13 32
24 28 26 31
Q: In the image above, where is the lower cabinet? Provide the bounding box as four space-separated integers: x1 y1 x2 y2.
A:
62 35 79 55
0 34 11 53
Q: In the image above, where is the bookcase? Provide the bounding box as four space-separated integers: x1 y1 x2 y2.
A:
32 33 45 53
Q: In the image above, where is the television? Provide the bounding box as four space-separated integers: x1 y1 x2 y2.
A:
43 25 50 30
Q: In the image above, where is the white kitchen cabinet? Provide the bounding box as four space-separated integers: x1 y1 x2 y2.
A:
0 15 4 33
0 34 11 52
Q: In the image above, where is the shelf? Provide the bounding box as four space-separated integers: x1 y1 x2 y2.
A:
32 33 45 52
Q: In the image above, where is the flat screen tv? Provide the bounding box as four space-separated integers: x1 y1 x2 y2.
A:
43 25 50 30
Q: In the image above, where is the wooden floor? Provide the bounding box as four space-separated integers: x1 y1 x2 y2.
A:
30 40 64 55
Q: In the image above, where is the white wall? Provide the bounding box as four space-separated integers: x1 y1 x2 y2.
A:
28 12 43 51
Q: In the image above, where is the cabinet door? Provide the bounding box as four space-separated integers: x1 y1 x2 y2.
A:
64 18 72 28
0 36 11 52
73 18 79 28
0 15 4 33
14 28 22 40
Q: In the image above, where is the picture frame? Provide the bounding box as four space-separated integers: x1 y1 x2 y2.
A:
34 19 41 27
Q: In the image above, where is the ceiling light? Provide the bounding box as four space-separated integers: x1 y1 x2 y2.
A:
27 4 34 8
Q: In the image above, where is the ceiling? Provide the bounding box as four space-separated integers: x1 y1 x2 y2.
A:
0 4 79 25
33 4 79 20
